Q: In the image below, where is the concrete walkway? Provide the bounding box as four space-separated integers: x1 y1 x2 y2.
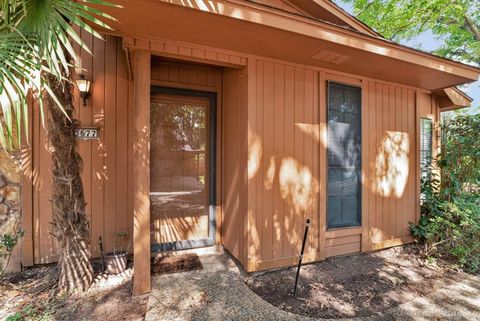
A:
145 253 480 321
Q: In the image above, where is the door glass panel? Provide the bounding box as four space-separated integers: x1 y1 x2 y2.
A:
327 82 362 229
150 94 210 244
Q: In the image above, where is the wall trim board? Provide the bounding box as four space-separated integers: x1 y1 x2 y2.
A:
325 227 362 239
370 236 414 251
247 251 323 272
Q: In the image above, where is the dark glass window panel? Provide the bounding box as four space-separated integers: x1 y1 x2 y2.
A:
420 118 433 178
327 82 362 229
327 196 343 227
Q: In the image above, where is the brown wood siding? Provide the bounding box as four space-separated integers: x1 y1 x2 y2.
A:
32 98 55 263
248 60 320 268
247 62 420 269
222 67 249 266
362 81 417 248
28 45 226 264
151 58 222 92
25 31 441 270
30 33 132 264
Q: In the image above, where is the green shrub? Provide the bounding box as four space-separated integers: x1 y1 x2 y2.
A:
412 192 480 272
410 112 480 272
0 229 24 275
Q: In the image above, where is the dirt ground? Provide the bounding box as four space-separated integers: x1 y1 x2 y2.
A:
0 262 148 321
245 244 469 319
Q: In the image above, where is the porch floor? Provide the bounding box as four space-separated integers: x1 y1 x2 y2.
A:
145 250 480 321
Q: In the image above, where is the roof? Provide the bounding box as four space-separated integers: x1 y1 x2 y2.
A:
250 0 480 80
288 0 382 36
91 0 480 90
434 87 473 111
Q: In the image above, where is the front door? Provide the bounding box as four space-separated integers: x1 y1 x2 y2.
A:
150 88 216 251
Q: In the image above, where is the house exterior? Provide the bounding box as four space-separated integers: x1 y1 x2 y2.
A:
19 0 479 294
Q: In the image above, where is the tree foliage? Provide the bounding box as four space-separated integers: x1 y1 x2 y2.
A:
439 113 480 195
0 0 118 151
340 0 480 66
411 114 480 271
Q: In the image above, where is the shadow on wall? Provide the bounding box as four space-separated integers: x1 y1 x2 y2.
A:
242 120 412 267
371 131 409 198
246 123 320 267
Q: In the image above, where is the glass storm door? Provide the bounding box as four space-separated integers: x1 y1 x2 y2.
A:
150 90 215 250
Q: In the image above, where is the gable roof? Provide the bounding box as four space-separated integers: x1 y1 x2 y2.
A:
285 0 381 36
247 0 380 36
434 87 473 111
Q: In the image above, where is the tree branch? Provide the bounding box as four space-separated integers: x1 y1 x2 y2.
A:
355 1 373 18
464 14 480 42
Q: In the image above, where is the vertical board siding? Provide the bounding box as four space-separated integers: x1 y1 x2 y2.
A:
363 80 417 247
33 102 55 262
250 60 320 264
90 32 106 258
249 64 420 267
222 67 248 266
28 35 429 269
31 34 132 263
151 59 222 91
103 36 118 252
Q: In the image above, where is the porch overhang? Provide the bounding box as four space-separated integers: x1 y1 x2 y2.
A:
433 87 473 112
95 0 480 91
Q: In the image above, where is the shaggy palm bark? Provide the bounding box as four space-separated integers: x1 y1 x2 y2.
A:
45 73 93 292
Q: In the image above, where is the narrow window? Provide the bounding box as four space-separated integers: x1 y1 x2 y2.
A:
327 82 362 229
420 118 433 178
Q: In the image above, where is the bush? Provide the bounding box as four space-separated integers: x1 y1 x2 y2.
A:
0 230 24 275
412 191 480 271
410 112 480 272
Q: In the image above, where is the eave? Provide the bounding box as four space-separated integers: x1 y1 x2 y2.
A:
92 0 480 90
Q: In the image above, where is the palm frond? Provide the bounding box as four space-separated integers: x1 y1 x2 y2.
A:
0 0 120 152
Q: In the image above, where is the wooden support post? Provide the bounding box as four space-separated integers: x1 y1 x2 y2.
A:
132 49 151 295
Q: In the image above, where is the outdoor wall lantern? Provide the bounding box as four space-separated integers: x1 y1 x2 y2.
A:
75 74 91 107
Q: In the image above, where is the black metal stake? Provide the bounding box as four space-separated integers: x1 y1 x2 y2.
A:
99 236 105 272
293 218 311 297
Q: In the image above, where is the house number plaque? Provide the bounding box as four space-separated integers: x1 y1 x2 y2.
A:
75 127 99 140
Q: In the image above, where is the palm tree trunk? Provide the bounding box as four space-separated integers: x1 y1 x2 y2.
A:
45 73 93 292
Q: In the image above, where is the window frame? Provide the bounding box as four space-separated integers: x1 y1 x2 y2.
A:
420 117 433 178
326 80 363 230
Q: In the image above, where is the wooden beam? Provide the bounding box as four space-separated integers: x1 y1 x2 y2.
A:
132 49 151 295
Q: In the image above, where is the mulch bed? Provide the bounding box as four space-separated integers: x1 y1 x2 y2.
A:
152 253 203 274
1 262 148 321
245 244 467 319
